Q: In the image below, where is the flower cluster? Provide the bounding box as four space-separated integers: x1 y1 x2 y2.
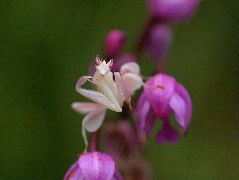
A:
65 0 200 179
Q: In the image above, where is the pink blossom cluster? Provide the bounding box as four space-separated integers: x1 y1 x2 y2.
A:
64 0 200 179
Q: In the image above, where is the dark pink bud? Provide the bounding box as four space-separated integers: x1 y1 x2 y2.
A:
104 30 126 58
147 0 200 22
144 24 172 62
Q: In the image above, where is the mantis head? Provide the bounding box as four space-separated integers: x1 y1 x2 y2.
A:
95 56 113 76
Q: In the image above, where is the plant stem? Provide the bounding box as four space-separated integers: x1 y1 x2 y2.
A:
89 130 100 152
135 16 160 57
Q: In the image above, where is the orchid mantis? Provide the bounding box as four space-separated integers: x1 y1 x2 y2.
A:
72 56 143 150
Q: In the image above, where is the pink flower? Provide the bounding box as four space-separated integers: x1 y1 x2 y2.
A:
136 73 192 144
64 152 122 180
147 0 200 22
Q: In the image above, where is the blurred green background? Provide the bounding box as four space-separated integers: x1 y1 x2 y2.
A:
0 0 239 179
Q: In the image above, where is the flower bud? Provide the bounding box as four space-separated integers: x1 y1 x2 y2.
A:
144 24 172 62
147 0 200 22
104 30 126 58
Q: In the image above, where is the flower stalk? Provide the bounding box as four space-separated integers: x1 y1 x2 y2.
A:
65 0 201 179
89 130 100 152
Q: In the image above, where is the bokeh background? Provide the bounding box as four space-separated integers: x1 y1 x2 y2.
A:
0 0 239 179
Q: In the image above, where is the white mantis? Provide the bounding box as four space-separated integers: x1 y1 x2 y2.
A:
72 56 143 150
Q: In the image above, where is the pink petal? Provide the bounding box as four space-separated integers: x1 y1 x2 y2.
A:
169 83 192 132
64 160 81 180
136 92 157 136
113 169 123 180
145 74 176 117
156 121 179 144
79 152 115 180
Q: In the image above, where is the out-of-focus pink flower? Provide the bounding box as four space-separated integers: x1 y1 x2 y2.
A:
104 121 143 163
104 30 126 58
136 73 192 144
64 152 122 180
124 159 152 180
144 24 172 62
147 0 200 22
